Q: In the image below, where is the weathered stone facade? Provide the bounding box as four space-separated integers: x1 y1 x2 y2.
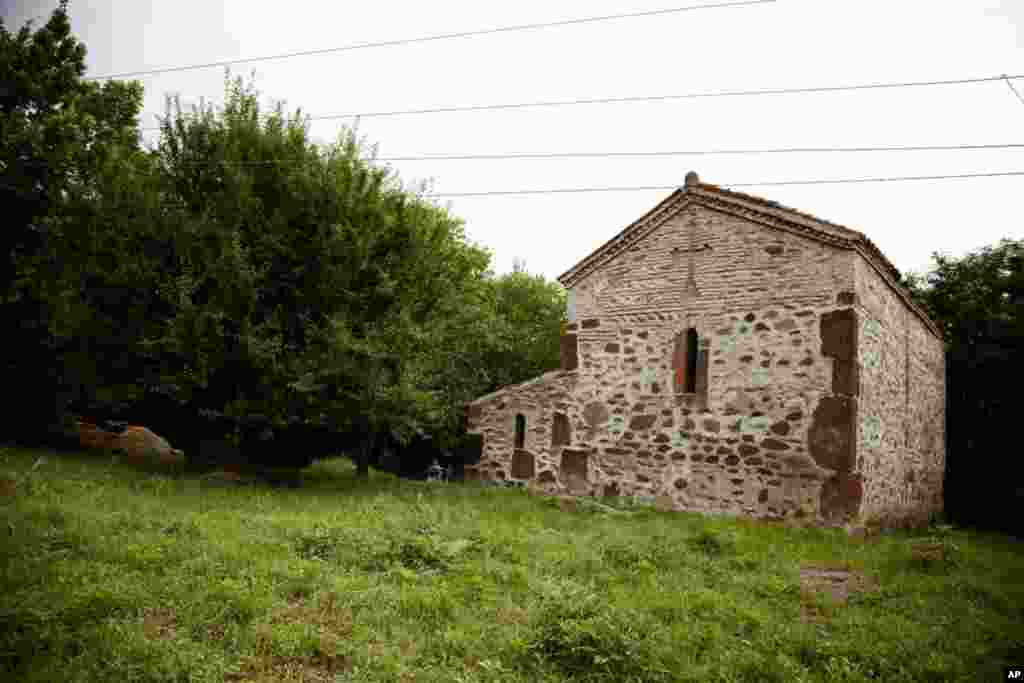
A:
465 173 945 527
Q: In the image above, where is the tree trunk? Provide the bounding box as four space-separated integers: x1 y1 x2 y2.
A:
356 428 376 479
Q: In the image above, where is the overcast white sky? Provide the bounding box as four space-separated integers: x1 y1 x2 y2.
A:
4 0 1023 281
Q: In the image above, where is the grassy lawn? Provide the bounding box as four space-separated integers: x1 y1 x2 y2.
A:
1 444 1021 682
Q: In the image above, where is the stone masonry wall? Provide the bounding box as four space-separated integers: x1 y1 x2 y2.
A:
467 204 860 522
853 256 945 526
571 204 851 321
465 371 580 486
467 302 871 522
466 201 944 527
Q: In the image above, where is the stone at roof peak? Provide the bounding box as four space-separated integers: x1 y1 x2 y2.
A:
684 171 700 188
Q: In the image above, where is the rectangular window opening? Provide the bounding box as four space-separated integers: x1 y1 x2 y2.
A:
514 413 526 450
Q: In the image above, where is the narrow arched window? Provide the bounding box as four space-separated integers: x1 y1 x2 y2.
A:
514 414 526 450
685 328 698 394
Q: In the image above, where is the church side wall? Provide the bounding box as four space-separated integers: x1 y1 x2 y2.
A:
468 205 879 524
853 255 945 527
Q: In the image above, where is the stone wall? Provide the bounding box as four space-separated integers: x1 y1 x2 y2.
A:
570 204 851 322
466 202 945 527
853 256 946 526
467 305 872 522
465 371 580 486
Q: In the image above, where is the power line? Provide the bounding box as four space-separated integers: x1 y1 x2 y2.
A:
1003 74 1024 106
87 0 776 81
56 170 1024 205
138 73 1024 130
375 142 1024 161
420 171 1024 197
125 142 1024 166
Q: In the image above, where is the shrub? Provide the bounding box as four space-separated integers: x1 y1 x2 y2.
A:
689 528 736 558
521 591 674 682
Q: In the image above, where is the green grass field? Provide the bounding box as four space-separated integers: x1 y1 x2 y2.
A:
1 444 1021 682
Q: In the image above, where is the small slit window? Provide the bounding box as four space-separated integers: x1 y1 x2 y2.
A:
685 328 698 394
514 413 526 450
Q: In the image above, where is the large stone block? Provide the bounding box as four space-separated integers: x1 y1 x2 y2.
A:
560 448 590 494
583 402 609 428
111 426 176 465
551 413 571 447
820 472 864 522
560 334 579 371
511 450 535 479
821 308 860 396
808 396 856 473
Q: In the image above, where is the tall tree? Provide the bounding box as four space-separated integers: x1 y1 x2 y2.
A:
141 76 502 472
4 5 570 475
903 239 1023 535
1 1 145 443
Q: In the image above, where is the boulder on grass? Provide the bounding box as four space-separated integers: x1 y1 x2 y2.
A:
0 477 16 497
158 449 186 467
77 421 119 451
110 426 175 465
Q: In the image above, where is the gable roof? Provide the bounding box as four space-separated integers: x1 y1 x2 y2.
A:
556 172 943 340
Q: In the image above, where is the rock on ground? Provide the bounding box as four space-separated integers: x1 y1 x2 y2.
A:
110 426 175 465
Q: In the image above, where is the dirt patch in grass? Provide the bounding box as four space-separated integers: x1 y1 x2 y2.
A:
206 622 227 642
229 653 354 682
398 639 418 658
910 542 946 564
495 606 529 625
142 607 178 641
799 564 880 623
266 591 354 638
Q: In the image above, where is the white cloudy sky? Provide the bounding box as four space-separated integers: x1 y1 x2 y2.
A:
4 0 1023 281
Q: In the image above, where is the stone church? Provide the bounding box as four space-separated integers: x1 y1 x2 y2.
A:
464 172 946 527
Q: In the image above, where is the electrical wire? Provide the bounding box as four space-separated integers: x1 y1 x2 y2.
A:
420 171 1024 197
87 0 776 81
34 171 1024 205
133 142 1024 166
137 73 1024 130
1003 75 1024 106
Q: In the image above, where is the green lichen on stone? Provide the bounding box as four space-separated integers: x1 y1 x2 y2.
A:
740 416 772 435
720 337 737 354
862 318 883 339
751 367 770 386
639 367 658 391
863 414 883 449
862 348 881 370
607 415 626 436
671 431 690 449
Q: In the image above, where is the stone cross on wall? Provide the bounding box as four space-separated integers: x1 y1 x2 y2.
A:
671 212 710 300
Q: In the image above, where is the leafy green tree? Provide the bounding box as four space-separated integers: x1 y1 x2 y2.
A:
902 239 1023 534
4 4 569 476
139 77 507 472
1 1 146 442
903 238 1023 348
486 259 567 389
402 258 566 462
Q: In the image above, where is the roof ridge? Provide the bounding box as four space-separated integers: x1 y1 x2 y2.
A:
555 174 941 339
693 181 868 242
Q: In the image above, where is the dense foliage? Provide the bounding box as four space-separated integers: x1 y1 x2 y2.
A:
2 3 566 473
1 0 146 442
903 239 1023 536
